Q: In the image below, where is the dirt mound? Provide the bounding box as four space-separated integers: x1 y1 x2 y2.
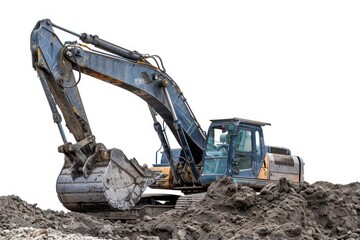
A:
1 178 359 239
150 177 360 239
0 195 152 239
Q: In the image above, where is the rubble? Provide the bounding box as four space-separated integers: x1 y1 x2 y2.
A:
1 177 359 239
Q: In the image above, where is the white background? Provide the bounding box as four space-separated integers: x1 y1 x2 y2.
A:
1 1 359 210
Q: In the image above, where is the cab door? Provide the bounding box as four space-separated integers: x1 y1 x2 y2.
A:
231 127 263 178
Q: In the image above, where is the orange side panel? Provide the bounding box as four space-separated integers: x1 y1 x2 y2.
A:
258 155 270 180
149 166 173 189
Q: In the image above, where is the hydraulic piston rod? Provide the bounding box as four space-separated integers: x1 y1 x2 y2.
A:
50 19 143 61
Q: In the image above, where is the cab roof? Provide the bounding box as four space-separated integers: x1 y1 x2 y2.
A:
210 117 271 126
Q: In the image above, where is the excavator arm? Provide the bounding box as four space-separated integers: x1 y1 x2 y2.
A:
30 19 206 212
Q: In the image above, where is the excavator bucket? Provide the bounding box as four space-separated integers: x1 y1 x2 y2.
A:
56 148 159 212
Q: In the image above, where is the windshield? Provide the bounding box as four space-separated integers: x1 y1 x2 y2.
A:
203 125 231 175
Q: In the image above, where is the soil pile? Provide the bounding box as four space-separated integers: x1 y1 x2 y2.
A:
0 195 151 239
151 177 360 239
1 177 359 239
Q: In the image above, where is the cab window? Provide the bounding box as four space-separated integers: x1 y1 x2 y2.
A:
203 126 231 175
233 129 253 172
255 130 261 158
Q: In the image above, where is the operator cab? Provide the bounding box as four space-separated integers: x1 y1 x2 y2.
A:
200 117 270 186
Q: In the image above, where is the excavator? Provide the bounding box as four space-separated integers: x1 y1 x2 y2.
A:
30 19 304 219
